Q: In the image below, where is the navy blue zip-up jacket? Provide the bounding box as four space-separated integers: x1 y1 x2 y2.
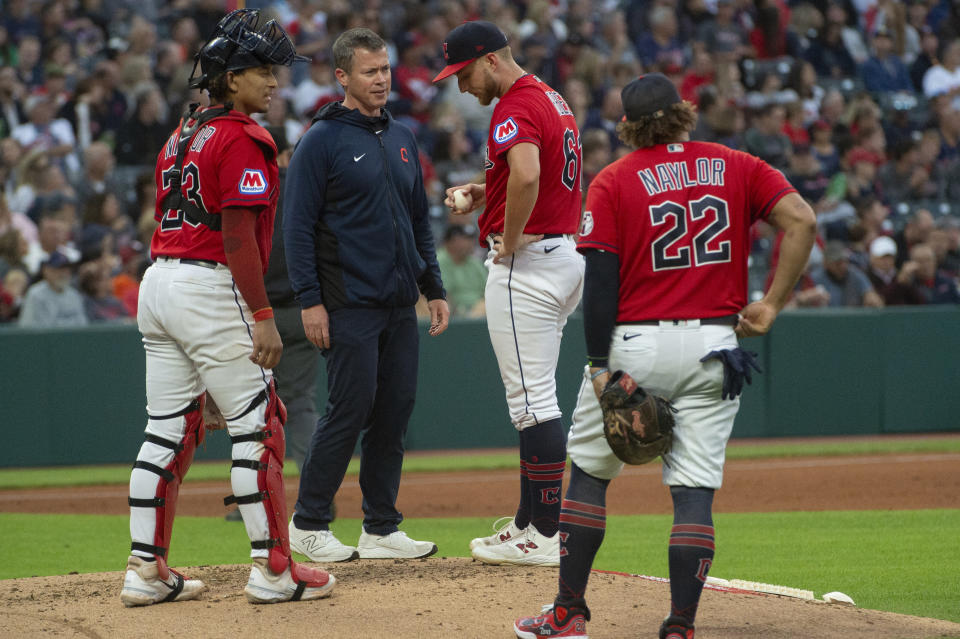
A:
283 101 445 312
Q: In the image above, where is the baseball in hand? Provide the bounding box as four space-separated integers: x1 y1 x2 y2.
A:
453 189 471 211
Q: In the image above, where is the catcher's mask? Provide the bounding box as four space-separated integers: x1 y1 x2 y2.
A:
189 9 308 90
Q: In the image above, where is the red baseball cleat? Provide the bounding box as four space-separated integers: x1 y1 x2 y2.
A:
515 604 589 638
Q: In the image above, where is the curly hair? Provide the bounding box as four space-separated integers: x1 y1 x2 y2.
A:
616 101 698 149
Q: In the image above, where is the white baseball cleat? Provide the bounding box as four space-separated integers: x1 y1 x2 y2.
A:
357 530 438 559
289 521 359 562
119 555 207 607
469 516 526 551
471 525 560 566
244 557 336 603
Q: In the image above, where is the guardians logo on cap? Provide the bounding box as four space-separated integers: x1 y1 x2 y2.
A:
621 73 682 121
432 21 508 82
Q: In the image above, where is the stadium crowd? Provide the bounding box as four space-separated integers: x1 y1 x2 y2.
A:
1 0 959 326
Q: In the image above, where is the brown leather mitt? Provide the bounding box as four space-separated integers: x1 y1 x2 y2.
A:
599 370 676 465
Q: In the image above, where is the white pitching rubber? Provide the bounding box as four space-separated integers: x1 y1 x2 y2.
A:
728 579 815 600
705 576 730 587
822 591 856 605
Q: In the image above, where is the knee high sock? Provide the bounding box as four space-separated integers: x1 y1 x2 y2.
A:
667 486 716 626
556 462 610 609
520 417 567 537
515 434 531 529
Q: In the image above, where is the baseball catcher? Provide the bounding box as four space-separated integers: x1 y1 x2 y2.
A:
599 370 676 465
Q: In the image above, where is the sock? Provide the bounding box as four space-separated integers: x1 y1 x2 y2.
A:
515 434 530 529
556 462 609 608
521 417 567 537
667 485 716 626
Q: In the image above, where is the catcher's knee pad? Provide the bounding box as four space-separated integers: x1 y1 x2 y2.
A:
224 381 293 575
128 393 206 579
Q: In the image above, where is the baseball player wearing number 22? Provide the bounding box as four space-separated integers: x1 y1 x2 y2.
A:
434 21 585 567
121 9 335 608
514 74 816 638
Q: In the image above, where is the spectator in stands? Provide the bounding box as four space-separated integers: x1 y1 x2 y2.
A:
809 118 840 174
581 128 612 191
866 235 925 305
896 242 960 303
12 94 78 178
910 25 939 93
292 52 339 119
636 5 685 69
13 34 43 88
22 206 76 276
935 215 960 276
82 191 135 254
893 208 935 268
879 138 938 204
0 227 28 278
830 146 885 203
934 103 960 165
697 0 750 61
91 60 127 135
750 0 795 59
0 266 27 322
8 149 52 221
114 85 170 167
922 38 960 99
73 141 121 209
786 59 824 125
811 240 884 307
18 250 87 327
860 26 914 94
56 75 109 152
0 64 25 139
744 102 793 170
77 259 128 322
0 190 36 244
680 48 715 105
436 224 486 318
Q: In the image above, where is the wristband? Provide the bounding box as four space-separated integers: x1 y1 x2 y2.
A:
252 307 274 322
589 367 609 380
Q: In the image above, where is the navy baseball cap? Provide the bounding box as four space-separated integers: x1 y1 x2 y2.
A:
432 21 508 82
621 73 682 121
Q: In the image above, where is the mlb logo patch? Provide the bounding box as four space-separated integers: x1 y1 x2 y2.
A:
667 144 684 153
493 117 519 144
239 169 267 194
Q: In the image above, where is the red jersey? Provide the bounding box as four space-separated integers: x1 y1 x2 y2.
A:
578 141 796 321
151 108 278 269
480 74 582 242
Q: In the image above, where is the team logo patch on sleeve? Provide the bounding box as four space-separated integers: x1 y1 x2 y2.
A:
493 117 519 144
239 169 267 194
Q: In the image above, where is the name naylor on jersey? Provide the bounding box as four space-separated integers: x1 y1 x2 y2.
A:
637 158 726 196
239 169 267 194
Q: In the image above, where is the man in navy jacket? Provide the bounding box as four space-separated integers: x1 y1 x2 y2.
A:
283 27 449 562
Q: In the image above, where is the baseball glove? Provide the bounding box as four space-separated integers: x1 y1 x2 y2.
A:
202 391 227 431
599 370 676 465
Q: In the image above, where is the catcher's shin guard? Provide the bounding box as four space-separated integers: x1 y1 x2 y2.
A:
224 381 295 575
128 393 206 580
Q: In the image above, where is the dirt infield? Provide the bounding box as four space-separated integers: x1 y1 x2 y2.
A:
2 438 960 638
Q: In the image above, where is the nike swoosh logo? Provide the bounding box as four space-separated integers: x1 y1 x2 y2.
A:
353 154 365 162
623 332 643 340
544 245 559 253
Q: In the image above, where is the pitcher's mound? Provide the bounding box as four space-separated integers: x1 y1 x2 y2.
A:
1 557 957 638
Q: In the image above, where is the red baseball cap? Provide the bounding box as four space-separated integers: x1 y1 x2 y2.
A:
432 21 508 82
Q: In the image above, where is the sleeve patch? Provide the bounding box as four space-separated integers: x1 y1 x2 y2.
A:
546 91 573 117
239 169 267 194
579 210 595 236
493 117 519 144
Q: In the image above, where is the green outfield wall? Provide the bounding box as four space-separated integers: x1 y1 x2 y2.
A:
2 306 958 467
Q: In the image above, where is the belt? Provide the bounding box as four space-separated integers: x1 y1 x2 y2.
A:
542 233 571 239
157 256 220 269
624 314 740 327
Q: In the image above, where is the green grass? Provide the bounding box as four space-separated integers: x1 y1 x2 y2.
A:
2 510 958 624
2 435 959 489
